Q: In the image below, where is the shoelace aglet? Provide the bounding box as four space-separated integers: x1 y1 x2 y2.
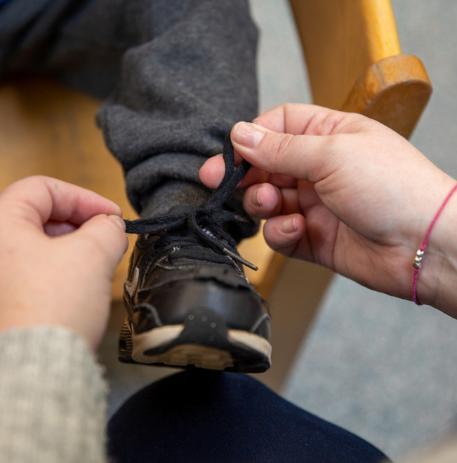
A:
222 247 258 271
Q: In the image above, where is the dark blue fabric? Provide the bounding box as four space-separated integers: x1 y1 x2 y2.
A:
108 371 390 463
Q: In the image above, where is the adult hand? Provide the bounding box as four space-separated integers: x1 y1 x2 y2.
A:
200 104 457 316
0 176 128 349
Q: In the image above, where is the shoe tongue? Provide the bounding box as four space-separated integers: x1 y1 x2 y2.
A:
166 204 195 216
150 205 200 240
145 204 256 271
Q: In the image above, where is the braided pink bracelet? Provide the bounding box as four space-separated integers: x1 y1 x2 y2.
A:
412 183 457 305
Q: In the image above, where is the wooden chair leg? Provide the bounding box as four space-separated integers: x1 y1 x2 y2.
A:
257 260 333 392
273 0 432 392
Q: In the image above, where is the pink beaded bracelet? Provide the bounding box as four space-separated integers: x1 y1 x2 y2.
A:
412 183 457 305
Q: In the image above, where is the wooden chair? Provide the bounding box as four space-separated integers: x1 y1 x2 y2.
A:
0 0 431 390
260 0 432 389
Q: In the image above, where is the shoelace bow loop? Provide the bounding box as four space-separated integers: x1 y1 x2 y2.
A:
124 133 258 271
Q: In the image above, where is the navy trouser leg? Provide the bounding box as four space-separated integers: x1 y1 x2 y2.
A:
108 371 390 463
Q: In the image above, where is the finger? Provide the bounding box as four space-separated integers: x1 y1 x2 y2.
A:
199 154 269 189
199 155 226 189
253 103 357 136
297 180 322 213
1 176 122 230
201 105 358 188
239 170 297 189
263 214 307 257
199 154 298 191
267 174 297 188
44 221 77 237
70 214 128 273
244 184 302 218
243 183 282 219
278 188 302 215
238 165 271 188
231 122 331 180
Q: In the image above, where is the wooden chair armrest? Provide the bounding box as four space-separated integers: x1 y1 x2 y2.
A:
289 0 432 138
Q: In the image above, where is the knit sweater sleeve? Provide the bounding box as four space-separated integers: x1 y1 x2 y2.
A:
0 327 107 463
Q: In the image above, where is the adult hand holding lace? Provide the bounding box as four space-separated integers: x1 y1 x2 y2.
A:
200 104 457 318
0 176 128 349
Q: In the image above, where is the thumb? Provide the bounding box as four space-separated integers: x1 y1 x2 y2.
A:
231 122 330 180
70 214 128 271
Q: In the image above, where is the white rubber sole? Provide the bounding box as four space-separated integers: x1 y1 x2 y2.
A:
131 324 272 370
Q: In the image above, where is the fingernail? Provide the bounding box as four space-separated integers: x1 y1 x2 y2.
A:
254 188 262 207
232 122 265 148
109 214 126 231
281 217 297 234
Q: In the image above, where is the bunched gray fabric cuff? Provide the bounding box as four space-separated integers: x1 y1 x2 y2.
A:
0 326 107 463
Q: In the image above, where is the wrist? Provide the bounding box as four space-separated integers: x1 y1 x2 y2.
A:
416 180 457 316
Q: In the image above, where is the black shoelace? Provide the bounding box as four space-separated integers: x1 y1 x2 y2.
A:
124 133 258 271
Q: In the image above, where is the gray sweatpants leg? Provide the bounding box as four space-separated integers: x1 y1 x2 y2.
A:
0 0 258 224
